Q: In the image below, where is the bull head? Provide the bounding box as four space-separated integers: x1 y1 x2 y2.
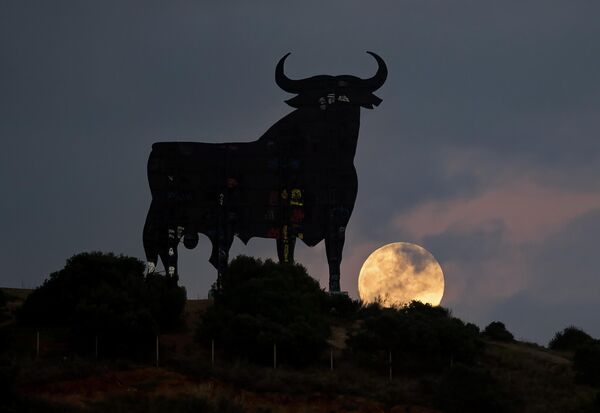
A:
275 51 387 109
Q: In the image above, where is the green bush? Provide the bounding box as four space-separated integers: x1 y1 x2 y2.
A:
549 326 595 352
197 256 330 367
18 252 186 357
483 321 514 342
346 301 482 374
574 343 600 386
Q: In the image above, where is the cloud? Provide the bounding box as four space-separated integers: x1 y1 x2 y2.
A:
381 168 600 343
394 179 600 244
406 198 600 343
488 291 600 345
527 208 600 304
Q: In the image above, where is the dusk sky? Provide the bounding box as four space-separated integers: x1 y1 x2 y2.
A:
2 1 599 344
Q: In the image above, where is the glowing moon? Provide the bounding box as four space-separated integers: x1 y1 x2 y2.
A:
358 242 444 307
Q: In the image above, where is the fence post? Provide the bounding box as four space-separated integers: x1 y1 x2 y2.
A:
273 343 277 369
156 335 159 368
36 331 40 358
95 335 98 359
389 351 392 381
211 338 215 367
330 348 334 371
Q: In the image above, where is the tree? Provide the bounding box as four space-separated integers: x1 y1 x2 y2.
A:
347 301 482 374
197 256 330 367
549 326 594 352
436 364 512 413
483 321 514 342
0 290 8 324
18 252 186 356
574 343 600 386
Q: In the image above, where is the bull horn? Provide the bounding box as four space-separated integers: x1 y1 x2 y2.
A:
275 53 306 93
363 51 387 91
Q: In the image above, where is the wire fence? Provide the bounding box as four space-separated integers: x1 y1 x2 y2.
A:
28 330 413 381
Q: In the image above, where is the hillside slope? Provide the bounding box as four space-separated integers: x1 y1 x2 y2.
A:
2 291 598 413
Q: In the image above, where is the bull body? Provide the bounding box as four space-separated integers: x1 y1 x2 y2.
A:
143 53 386 292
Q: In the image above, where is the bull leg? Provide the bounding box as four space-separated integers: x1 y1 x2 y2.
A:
208 232 234 279
325 226 346 293
277 236 296 264
159 226 180 277
143 201 161 274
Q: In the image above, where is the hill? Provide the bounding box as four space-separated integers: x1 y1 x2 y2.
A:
2 288 599 413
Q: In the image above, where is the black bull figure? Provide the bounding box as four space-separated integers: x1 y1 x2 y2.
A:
143 52 387 292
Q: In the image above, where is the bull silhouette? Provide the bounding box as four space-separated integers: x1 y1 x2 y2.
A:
143 52 387 292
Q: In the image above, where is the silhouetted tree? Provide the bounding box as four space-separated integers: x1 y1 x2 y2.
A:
347 301 482 374
197 256 330 367
574 343 600 386
18 252 186 357
483 321 514 342
0 290 8 324
549 326 594 352
0 359 17 413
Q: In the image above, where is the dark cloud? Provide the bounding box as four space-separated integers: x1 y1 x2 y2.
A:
423 220 508 265
398 243 432 274
530 208 600 296
488 292 600 346
440 209 600 343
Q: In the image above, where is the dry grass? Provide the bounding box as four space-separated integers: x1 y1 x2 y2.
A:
4 295 600 412
483 339 597 413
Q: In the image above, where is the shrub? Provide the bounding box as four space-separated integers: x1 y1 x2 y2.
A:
346 301 482 374
18 252 186 357
0 359 17 412
483 321 514 342
549 326 595 352
574 343 600 386
326 292 361 320
435 364 512 413
197 256 330 367
0 290 9 324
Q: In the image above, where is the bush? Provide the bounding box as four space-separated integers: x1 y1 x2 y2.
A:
325 292 361 320
197 256 330 367
435 364 512 413
346 301 482 374
18 252 186 357
483 321 514 342
0 290 9 324
549 326 595 352
0 359 18 412
574 343 600 386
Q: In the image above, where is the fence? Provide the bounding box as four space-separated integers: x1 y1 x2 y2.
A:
28 331 429 381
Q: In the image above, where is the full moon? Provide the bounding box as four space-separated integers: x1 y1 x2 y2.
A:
358 242 444 307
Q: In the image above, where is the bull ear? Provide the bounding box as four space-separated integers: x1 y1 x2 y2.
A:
284 91 323 108
347 91 383 109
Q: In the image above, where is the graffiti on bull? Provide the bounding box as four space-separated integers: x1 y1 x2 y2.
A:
143 52 387 292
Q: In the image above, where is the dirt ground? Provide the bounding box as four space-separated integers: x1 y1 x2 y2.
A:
23 367 442 413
